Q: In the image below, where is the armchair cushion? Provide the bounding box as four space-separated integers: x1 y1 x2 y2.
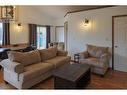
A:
8 50 41 66
87 44 108 58
80 58 104 68
0 59 24 73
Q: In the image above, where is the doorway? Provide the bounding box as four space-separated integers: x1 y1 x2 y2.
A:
112 15 127 72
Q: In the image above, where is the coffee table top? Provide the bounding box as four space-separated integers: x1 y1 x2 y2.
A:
53 63 90 82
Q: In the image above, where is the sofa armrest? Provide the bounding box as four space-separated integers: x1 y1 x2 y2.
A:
57 50 68 56
79 51 89 59
0 59 24 74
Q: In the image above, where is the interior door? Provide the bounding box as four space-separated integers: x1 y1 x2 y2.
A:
114 16 127 72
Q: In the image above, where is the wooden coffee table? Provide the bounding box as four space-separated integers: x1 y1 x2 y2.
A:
53 63 91 89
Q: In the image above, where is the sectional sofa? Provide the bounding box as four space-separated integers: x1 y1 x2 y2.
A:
0 47 71 89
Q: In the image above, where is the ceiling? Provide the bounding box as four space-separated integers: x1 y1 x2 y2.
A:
34 6 112 19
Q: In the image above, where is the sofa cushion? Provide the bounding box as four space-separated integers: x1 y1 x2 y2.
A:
87 44 108 58
8 50 41 66
39 47 58 61
19 62 53 82
57 50 68 56
44 56 71 68
80 58 104 68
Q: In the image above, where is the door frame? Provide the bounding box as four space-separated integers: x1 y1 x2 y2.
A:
112 14 127 70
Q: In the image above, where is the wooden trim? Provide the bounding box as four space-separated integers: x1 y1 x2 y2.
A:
112 15 127 18
55 26 64 27
112 16 114 70
64 21 68 51
37 25 50 27
64 6 114 17
112 14 127 70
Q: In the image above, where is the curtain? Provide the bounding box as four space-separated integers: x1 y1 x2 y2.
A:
2 22 10 45
46 26 50 48
29 24 37 46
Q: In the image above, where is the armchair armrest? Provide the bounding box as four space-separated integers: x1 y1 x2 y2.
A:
79 51 89 59
100 53 110 62
57 50 68 56
0 59 24 74
100 53 110 67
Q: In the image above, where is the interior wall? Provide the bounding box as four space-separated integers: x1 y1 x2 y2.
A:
50 26 56 42
10 23 29 44
10 6 54 44
65 6 127 66
54 18 64 26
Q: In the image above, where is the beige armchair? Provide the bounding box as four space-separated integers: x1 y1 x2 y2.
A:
79 44 110 76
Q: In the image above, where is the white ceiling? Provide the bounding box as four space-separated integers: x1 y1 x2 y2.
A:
34 6 110 19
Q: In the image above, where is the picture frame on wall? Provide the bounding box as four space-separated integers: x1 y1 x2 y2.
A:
1 6 14 19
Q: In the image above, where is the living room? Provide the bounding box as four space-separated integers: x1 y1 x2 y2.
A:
0 0 127 94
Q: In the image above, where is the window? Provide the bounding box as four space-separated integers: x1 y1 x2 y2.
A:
56 26 64 42
37 26 47 49
0 23 3 45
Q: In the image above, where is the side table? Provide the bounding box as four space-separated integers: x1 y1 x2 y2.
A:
74 53 80 63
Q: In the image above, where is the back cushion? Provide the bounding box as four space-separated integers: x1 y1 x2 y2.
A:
39 47 57 61
8 50 41 66
87 44 108 58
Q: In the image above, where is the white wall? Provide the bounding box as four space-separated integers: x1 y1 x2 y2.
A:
10 23 29 44
50 26 56 42
54 18 64 26
65 6 127 63
10 6 54 44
